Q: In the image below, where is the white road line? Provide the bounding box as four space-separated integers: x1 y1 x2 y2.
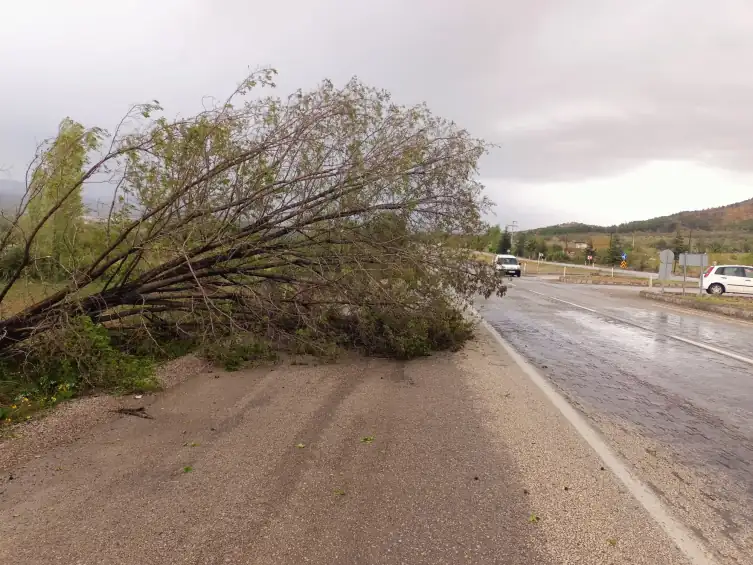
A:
477 316 718 565
521 287 753 367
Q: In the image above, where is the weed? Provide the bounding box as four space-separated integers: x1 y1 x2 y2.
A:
360 436 375 444
0 316 158 423
201 336 278 371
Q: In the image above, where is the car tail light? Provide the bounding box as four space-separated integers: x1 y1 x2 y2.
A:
703 266 714 277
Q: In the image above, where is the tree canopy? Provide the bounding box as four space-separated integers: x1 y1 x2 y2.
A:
605 234 623 265
496 229 512 254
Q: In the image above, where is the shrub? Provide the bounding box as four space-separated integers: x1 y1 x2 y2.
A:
1 316 157 405
350 297 474 359
0 246 24 280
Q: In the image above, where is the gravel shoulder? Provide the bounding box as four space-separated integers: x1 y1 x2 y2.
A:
1 328 691 564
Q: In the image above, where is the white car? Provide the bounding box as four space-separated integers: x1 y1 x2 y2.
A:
702 265 753 295
495 254 521 277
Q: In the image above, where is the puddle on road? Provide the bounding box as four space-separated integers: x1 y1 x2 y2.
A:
606 306 753 358
556 310 661 358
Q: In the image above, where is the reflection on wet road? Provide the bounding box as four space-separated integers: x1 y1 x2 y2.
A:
527 280 753 360
478 278 753 494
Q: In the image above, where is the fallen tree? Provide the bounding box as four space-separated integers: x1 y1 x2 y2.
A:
0 69 504 363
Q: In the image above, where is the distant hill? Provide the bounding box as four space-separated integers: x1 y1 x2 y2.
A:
0 179 108 218
0 179 25 211
531 198 753 235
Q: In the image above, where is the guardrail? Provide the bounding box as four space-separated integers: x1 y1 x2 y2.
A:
514 257 690 282
473 252 684 283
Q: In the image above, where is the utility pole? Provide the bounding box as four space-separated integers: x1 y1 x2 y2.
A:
505 221 518 253
609 231 614 266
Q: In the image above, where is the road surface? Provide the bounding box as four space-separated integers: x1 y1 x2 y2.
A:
1 333 692 565
477 278 753 564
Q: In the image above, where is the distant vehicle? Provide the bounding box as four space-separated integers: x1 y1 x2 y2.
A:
495 254 521 277
702 265 753 295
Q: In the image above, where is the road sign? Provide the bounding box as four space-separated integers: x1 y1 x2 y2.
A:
658 249 674 280
620 260 627 269
677 253 709 297
587 255 593 261
621 252 627 260
679 253 708 267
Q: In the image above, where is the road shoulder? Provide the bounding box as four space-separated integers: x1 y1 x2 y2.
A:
460 326 695 565
1 330 693 564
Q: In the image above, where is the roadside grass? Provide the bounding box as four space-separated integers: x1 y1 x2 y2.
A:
0 281 162 427
689 294 753 311
563 273 697 287
640 290 753 321
0 280 60 318
519 260 593 276
0 279 111 318
472 251 494 265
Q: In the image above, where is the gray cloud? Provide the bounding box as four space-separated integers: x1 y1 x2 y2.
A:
2 0 752 225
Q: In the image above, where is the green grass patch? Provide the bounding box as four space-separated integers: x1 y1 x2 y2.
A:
688 294 753 311
0 315 158 425
200 336 278 371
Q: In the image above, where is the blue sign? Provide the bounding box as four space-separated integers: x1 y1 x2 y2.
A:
621 252 627 260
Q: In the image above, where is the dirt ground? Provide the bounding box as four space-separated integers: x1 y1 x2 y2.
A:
0 328 693 565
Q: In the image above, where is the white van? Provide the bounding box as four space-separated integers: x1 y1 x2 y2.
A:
495 254 521 277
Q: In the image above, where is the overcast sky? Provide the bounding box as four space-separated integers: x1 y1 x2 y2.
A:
2 0 753 228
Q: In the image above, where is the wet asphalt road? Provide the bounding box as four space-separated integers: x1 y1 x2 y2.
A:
477 278 753 498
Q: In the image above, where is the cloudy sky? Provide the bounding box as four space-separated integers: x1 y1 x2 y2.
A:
2 0 753 228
